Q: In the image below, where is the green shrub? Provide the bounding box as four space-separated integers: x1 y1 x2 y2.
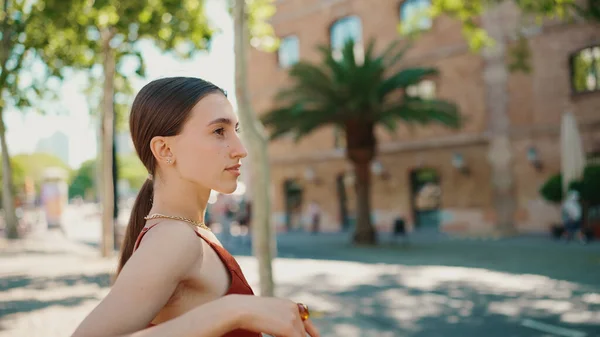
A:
581 165 600 206
539 164 600 206
539 173 563 204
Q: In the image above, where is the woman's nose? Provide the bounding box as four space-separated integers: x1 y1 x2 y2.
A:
230 136 248 159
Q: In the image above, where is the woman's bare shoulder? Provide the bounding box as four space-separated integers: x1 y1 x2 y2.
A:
138 220 202 246
133 221 205 273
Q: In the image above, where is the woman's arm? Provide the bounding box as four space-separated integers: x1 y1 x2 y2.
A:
71 222 204 337
116 297 240 337
72 220 322 337
80 286 322 337
118 295 322 337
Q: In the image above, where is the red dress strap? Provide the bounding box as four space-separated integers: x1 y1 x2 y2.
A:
193 231 255 295
193 232 258 337
133 223 162 252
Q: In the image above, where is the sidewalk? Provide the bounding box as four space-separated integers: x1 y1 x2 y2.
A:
227 230 600 288
1 229 599 337
0 231 390 337
0 231 116 337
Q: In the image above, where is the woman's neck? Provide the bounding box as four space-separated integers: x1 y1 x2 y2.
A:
149 177 210 223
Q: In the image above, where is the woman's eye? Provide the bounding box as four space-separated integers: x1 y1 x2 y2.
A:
235 127 241 134
214 128 225 136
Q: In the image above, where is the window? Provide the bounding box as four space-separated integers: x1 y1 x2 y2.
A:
570 45 600 94
407 79 436 99
330 15 363 64
399 0 432 35
278 35 300 68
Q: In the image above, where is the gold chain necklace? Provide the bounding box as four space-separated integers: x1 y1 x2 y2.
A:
144 213 211 231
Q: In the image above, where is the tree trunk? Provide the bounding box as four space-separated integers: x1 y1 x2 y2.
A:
348 148 377 245
346 120 377 245
112 107 119 250
0 107 18 239
0 0 18 239
352 157 376 244
233 0 275 297
482 3 517 235
100 28 116 257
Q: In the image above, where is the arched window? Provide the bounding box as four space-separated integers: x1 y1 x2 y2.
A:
400 0 432 34
570 45 600 94
330 15 363 63
278 35 300 68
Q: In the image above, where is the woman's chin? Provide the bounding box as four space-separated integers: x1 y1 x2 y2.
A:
215 181 238 195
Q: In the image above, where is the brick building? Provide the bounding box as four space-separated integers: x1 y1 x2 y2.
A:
245 0 600 235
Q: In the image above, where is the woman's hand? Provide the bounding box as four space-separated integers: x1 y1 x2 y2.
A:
223 294 321 337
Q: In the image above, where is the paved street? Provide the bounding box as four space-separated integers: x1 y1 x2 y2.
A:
0 205 599 336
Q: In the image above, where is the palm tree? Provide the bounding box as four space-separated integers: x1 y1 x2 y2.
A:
262 39 461 245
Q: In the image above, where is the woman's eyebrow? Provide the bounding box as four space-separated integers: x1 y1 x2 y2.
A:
207 117 232 126
207 118 239 128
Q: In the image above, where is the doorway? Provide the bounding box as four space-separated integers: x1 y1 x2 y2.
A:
283 179 304 231
409 168 442 228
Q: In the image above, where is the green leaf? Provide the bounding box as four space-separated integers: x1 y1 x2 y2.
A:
246 0 279 51
429 0 593 66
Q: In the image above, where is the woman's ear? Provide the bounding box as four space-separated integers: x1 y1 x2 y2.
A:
150 136 175 165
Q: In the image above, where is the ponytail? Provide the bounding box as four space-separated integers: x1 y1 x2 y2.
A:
117 178 154 274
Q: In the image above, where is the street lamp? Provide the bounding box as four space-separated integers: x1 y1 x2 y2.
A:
303 166 322 184
370 160 390 180
452 153 470 175
304 167 316 182
371 160 383 175
527 146 543 171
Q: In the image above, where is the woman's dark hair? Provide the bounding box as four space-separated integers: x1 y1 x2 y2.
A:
117 77 225 274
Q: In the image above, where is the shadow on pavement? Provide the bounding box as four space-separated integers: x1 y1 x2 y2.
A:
0 272 111 332
0 295 99 319
0 272 111 293
224 232 600 288
277 269 600 337
0 250 72 258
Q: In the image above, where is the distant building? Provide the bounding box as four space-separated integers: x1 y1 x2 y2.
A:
35 131 69 165
247 0 600 234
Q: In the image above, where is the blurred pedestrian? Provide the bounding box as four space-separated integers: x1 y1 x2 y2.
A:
307 201 321 234
561 190 586 244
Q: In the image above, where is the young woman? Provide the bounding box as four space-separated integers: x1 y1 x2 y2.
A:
72 77 320 337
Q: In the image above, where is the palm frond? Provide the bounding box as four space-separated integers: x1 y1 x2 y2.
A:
318 45 349 85
379 115 398 133
283 62 342 105
381 98 461 128
263 37 462 143
378 68 438 99
362 38 377 67
262 103 338 141
274 88 331 108
292 112 336 142
381 39 413 69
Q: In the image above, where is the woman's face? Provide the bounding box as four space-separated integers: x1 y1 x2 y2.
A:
169 93 247 194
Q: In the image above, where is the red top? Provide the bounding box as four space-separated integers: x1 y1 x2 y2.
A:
133 223 260 337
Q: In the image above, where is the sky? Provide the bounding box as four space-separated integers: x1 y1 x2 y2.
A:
4 0 235 169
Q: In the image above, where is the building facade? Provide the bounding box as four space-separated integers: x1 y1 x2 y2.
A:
246 0 600 235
